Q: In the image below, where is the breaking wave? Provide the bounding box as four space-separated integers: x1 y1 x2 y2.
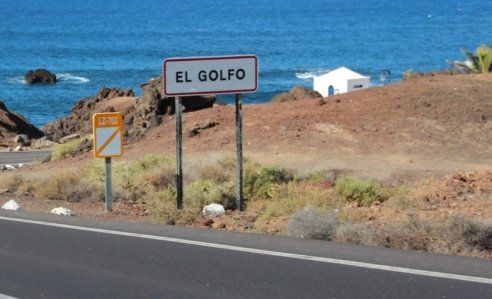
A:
56 73 90 84
7 73 89 84
6 76 26 84
295 69 331 80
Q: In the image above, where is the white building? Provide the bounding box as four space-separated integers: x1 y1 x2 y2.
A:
313 67 370 97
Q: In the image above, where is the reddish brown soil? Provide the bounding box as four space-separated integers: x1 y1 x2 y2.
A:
114 73 492 180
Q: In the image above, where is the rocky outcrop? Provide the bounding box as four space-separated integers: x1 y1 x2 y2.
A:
24 69 57 84
0 100 44 146
140 75 216 112
44 76 216 143
270 86 322 102
43 87 135 141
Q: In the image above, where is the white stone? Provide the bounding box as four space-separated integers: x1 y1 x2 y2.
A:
4 164 16 171
202 203 225 217
13 145 23 152
1 200 21 211
51 207 73 216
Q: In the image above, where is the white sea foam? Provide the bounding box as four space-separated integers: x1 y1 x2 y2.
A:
7 73 89 84
6 76 26 84
295 69 331 80
56 73 90 84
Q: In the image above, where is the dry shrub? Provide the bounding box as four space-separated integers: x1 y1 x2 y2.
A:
254 182 335 233
0 174 25 192
198 163 232 183
31 171 102 202
141 167 176 190
336 207 372 223
145 186 203 225
335 215 492 257
83 155 173 201
286 208 338 240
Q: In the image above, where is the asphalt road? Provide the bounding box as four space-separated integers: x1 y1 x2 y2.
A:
0 211 491 299
0 150 51 166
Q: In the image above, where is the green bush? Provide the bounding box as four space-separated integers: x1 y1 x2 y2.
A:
334 176 387 206
244 166 293 200
185 179 236 209
256 182 333 227
51 137 86 161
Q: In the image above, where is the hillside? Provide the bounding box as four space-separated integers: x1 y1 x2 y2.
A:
115 73 492 180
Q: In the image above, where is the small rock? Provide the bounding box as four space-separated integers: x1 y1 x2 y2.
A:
50 207 73 216
202 203 225 217
0 189 9 195
13 145 23 152
12 134 30 146
24 69 57 84
166 219 176 226
4 164 16 171
59 133 80 144
1 199 21 210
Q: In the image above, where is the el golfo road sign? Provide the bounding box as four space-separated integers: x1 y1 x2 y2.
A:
163 55 258 96
93 112 123 158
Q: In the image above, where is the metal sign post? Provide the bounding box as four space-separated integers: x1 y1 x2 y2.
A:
163 55 258 211
93 112 123 212
175 97 183 210
104 157 112 211
235 94 244 210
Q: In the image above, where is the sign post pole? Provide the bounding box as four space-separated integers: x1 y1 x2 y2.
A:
235 93 244 211
104 157 112 211
175 96 183 210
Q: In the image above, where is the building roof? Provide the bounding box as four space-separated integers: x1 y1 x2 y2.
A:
315 67 369 81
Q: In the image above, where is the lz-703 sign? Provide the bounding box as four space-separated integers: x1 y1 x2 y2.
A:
163 55 258 96
93 112 123 158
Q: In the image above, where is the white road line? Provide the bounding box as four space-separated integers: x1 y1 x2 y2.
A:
0 293 19 299
1 215 491 285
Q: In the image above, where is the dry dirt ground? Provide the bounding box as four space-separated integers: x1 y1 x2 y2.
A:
1 73 491 238
118 72 492 181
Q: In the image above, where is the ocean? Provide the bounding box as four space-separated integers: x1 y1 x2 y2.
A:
1 0 491 127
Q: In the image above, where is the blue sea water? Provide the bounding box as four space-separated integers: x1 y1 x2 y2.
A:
1 0 491 127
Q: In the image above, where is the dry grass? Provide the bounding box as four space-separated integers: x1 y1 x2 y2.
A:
335 215 492 258
286 208 338 240
10 171 102 202
51 136 90 161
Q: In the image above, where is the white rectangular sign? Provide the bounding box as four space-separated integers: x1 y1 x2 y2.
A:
162 55 258 96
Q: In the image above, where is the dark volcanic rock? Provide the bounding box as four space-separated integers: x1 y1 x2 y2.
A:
0 100 44 146
24 69 57 84
140 75 216 113
44 76 216 144
270 86 322 102
43 87 135 141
